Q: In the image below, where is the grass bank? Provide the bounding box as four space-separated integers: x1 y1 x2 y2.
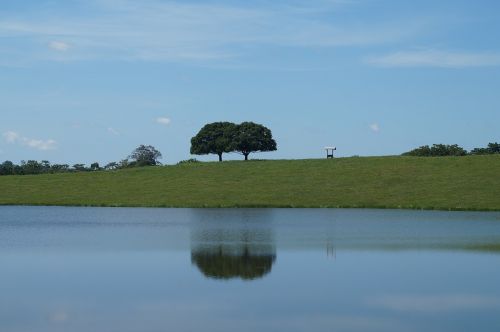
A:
0 155 499 210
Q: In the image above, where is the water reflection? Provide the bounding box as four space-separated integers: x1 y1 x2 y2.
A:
190 210 276 280
191 242 276 280
2 207 500 332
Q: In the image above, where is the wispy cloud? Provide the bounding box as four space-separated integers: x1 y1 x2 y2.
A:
369 123 380 133
3 131 57 151
367 49 500 68
156 117 171 126
0 0 424 64
49 41 70 52
3 131 20 143
107 127 120 135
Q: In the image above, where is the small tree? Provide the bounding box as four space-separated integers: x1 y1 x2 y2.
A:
117 159 130 169
470 147 488 155
129 145 162 166
104 162 118 170
41 160 51 172
190 122 237 162
90 162 100 171
51 164 69 172
0 161 14 175
73 164 87 171
22 160 43 174
233 122 277 160
488 142 500 154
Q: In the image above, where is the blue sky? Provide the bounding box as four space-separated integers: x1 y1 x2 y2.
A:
1 0 499 164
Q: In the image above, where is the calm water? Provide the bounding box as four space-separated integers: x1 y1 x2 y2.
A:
1 207 500 332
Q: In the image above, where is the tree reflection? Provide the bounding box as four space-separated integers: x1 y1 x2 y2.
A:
190 212 276 281
191 245 276 280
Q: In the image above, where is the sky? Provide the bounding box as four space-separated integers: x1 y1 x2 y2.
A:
1 0 499 165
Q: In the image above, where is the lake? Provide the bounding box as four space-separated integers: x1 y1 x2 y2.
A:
1 207 500 332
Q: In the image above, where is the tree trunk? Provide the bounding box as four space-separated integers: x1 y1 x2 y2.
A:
218 153 222 162
244 153 249 161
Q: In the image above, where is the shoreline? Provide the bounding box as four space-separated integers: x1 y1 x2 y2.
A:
1 202 499 212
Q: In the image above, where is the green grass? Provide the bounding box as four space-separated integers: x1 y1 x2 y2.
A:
1 155 499 210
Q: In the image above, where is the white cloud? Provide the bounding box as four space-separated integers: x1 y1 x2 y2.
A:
0 0 424 63
369 123 380 133
156 117 171 126
3 131 19 143
367 50 500 68
107 127 120 135
366 294 500 312
25 138 57 150
3 131 57 151
48 310 69 323
49 41 70 51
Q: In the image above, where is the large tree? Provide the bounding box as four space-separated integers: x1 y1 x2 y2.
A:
190 122 237 162
233 122 277 160
129 145 162 166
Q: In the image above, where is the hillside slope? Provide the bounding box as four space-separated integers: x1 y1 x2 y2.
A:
1 156 499 210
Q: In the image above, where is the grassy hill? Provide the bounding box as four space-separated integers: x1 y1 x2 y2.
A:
0 155 499 210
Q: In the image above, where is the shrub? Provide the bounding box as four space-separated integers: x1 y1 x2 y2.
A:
403 144 467 157
177 158 200 165
470 142 500 155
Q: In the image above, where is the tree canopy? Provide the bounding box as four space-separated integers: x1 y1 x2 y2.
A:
233 122 277 160
190 122 237 161
190 121 277 161
129 145 162 166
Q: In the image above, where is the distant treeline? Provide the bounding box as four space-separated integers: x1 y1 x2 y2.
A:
403 142 500 157
0 145 162 176
2 139 499 176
